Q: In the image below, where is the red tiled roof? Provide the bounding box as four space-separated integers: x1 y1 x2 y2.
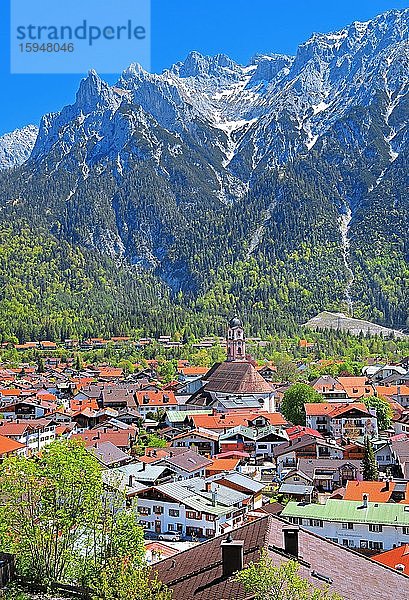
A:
304 402 370 418
372 545 409 573
375 385 409 397
0 434 25 456
96 367 123 378
205 458 240 473
344 480 409 504
70 398 99 412
179 367 209 376
286 425 323 440
0 422 31 436
136 390 177 406
191 412 286 430
0 389 22 397
71 430 131 449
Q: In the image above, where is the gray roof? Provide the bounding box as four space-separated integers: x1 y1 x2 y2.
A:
279 483 314 495
114 462 173 483
87 441 130 467
161 450 212 472
211 471 265 494
216 396 267 410
273 435 342 458
297 458 362 480
219 424 287 442
102 469 147 494
154 479 249 516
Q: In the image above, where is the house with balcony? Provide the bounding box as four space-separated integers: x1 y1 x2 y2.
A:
305 402 378 439
273 435 343 476
135 390 179 418
133 478 251 539
158 449 213 479
219 425 288 459
281 458 362 493
171 428 220 456
0 419 56 456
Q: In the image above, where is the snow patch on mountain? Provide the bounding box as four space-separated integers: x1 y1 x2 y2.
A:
0 125 38 169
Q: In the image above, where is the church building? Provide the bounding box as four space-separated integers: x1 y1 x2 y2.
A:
186 318 276 412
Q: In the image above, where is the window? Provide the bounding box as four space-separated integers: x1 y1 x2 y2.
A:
369 541 383 550
342 539 349 547
369 524 383 533
206 528 215 537
309 519 323 527
206 514 216 521
138 506 151 516
291 517 303 525
360 540 368 549
169 509 180 517
342 522 354 530
186 510 200 520
403 527 409 535
168 524 175 531
258 444 268 450
153 505 163 515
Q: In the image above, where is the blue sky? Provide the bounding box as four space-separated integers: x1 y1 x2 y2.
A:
0 0 408 134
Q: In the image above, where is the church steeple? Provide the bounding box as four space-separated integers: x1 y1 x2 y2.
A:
226 317 246 361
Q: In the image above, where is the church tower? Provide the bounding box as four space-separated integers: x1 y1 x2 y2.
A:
226 317 246 361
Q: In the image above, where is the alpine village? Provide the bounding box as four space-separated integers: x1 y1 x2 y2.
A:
0 6 409 600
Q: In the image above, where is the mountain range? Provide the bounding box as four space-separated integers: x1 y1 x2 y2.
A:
0 8 408 340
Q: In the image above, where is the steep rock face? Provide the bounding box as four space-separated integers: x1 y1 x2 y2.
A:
0 8 408 332
0 125 38 169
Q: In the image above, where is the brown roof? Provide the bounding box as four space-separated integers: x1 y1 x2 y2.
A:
204 361 273 394
162 449 212 472
155 515 409 600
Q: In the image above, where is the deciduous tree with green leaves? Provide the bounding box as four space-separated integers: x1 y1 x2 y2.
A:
95 559 173 600
363 395 393 431
0 439 146 588
235 552 343 599
281 383 323 425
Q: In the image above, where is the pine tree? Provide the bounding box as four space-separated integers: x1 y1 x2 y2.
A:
74 353 83 372
36 356 45 373
362 435 378 481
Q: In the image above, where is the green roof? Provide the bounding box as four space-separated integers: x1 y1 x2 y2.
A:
167 410 212 423
281 498 409 526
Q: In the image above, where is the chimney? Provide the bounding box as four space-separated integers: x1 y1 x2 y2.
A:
211 490 217 506
362 494 368 508
205 481 212 493
128 475 133 487
221 535 244 578
283 525 299 558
